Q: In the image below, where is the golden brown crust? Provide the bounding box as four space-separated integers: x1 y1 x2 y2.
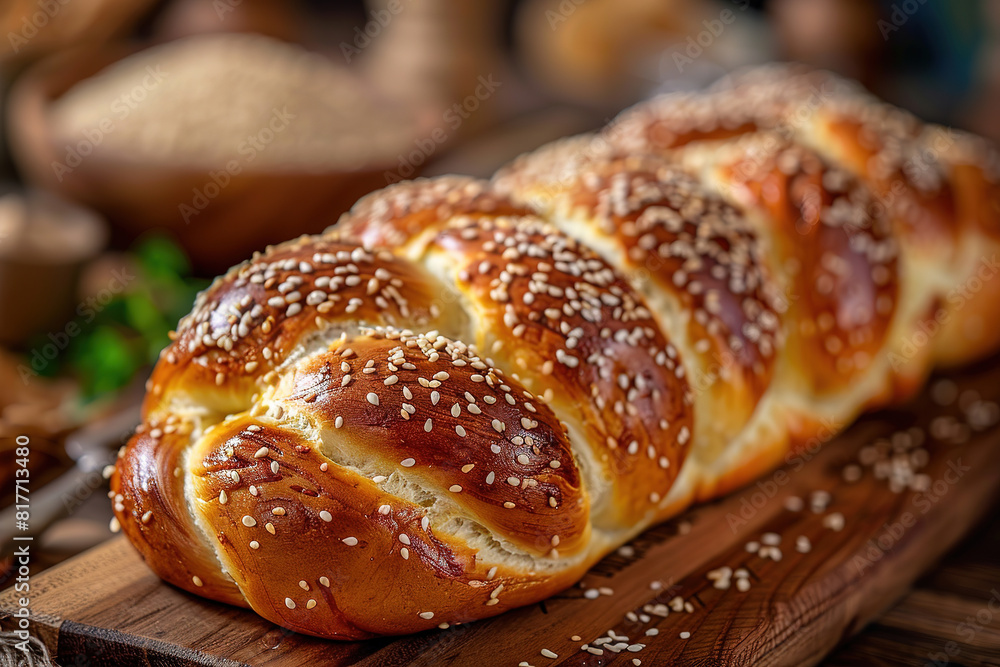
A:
708 134 900 394
432 215 694 525
496 152 783 457
330 175 530 248
286 331 590 558
111 425 245 606
112 64 1000 641
144 235 448 416
188 414 579 638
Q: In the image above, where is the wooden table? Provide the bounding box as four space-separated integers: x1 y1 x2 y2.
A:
4 357 1000 666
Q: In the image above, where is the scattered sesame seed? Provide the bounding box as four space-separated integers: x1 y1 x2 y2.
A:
366 392 380 405
401 458 416 467
192 576 203 587
285 598 296 609
242 516 256 527
823 512 845 531
343 537 359 546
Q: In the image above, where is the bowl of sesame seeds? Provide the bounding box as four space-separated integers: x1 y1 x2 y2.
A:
8 33 422 273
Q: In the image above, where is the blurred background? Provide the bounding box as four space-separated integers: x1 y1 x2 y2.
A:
0 0 997 599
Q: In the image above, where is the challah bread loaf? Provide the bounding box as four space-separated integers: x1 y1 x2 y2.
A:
111 66 1000 640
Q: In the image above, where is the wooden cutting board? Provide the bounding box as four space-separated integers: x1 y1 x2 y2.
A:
4 358 1000 666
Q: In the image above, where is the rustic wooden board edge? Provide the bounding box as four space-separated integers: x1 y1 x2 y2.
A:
57 620 250 667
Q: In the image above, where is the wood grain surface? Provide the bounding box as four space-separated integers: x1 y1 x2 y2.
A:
3 358 1000 666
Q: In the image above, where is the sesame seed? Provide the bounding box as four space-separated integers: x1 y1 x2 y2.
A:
517 454 530 465
366 393 380 405
319 577 330 587
384 375 399 386
254 447 270 458
419 611 435 620
461 463 475 473
784 496 804 512
271 460 280 474
141 511 153 524
456 425 467 437
192 576 203 587
823 512 845 531
242 515 256 527
504 501 516 509
272 507 286 516
343 537 359 546
320 510 333 522
400 547 410 560
335 416 344 429
285 598 295 609
424 418 433 432
680 632 691 639
265 522 275 534
306 599 317 609
486 471 496 484
541 649 558 659
401 458 416 467
379 504 391 515
249 540 259 549
449 485 463 493
219 491 227 505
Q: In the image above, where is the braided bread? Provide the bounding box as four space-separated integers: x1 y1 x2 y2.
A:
110 65 1000 640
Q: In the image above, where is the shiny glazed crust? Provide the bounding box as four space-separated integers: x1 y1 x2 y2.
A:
112 66 1000 639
